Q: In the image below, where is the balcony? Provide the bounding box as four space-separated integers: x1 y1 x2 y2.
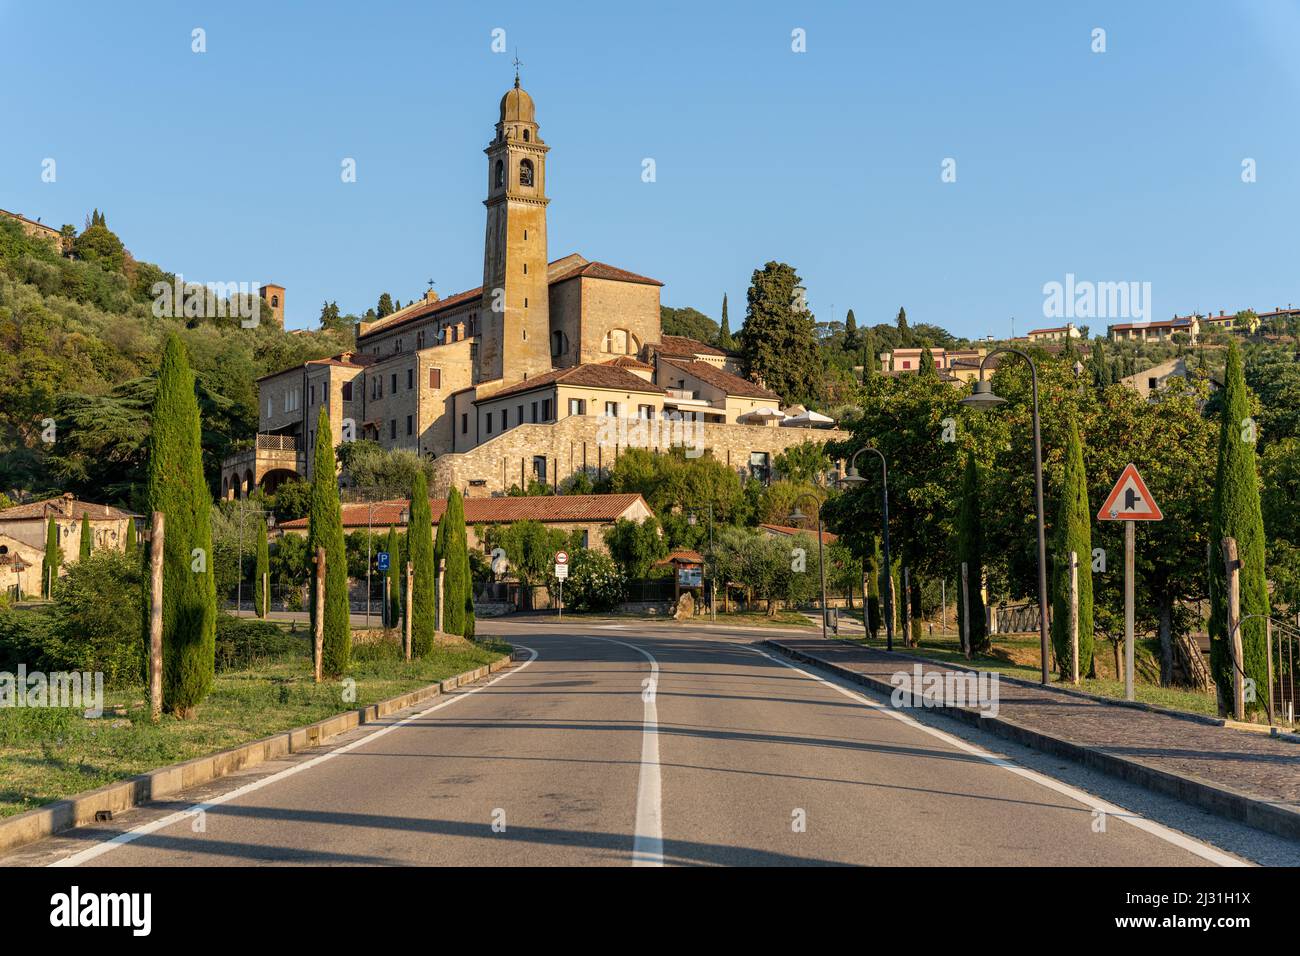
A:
221 434 305 498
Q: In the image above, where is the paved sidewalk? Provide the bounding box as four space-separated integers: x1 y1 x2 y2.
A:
766 636 1300 843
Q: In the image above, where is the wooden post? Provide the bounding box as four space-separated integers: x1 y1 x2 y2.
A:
436 558 445 634
903 566 913 647
1223 537 1244 721
960 561 971 659
941 579 946 636
383 576 390 629
404 561 413 661
313 546 325 684
148 512 164 722
1124 520 1135 701
262 571 269 619
1069 550 1079 685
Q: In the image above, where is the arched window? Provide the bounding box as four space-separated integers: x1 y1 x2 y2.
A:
519 159 534 187
551 330 568 358
271 295 279 307
523 129 530 142
603 328 631 354
494 160 504 188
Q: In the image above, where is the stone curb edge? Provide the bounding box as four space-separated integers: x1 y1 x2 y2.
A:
762 639 1300 844
0 650 515 856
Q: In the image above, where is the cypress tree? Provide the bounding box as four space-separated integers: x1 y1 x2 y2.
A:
955 452 989 653
918 345 939 380
42 516 60 598
385 525 402 628
124 517 137 557
843 308 858 351
716 293 735 350
253 518 270 618
79 514 92 560
1208 342 1270 715
145 334 216 718
308 407 350 676
1049 414 1094 678
436 487 472 637
861 329 877 380
408 472 436 655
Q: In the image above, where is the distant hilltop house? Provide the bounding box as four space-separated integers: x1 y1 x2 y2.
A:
1107 306 1284 344
0 208 62 251
222 78 845 500
878 347 988 384
274 492 653 553
0 493 137 596
1025 322 1082 343
1119 356 1220 400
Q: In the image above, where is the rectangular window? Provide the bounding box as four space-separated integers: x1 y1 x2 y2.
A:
429 368 441 389
485 413 493 435
749 451 771 485
501 410 508 431
406 415 413 436
390 373 398 394
605 401 619 417
341 382 352 402
531 402 538 423
532 456 547 483
542 399 552 421
309 385 316 405
407 368 414 390
461 413 468 434
517 404 524 425
389 419 397 440
637 404 654 419
266 397 272 418
568 398 586 416
902 361 911 369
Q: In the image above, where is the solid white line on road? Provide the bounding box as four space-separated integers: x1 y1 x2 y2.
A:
49 647 541 868
586 636 663 867
742 645 1250 868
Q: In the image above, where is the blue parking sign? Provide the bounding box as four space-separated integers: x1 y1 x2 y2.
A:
376 552 390 572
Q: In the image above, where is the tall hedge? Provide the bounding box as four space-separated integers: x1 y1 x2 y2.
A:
124 517 137 557
408 472 435 655
145 333 216 717
1049 414 1094 678
42 515 60 598
955 452 989 653
385 525 402 628
253 518 270 618
79 514 92 561
1208 341 1270 715
436 487 473 637
307 407 350 676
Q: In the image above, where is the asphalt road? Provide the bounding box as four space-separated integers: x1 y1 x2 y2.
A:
8 620 1291 867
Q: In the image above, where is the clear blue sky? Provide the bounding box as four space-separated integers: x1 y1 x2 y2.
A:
3 0 1298 337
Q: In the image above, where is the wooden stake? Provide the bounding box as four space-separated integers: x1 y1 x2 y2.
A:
314 546 325 684
404 561 413 661
960 561 970 659
1069 550 1079 685
149 512 164 722
1223 536 1244 720
436 558 446 634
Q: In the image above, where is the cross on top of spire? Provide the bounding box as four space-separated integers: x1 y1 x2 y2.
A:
513 50 523 88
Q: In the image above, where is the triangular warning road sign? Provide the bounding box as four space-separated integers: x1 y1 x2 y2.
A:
1098 463 1163 521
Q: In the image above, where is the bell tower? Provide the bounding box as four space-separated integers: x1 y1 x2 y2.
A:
480 71 551 385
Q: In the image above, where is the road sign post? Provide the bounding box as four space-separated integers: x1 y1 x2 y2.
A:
1098 464 1163 701
555 551 569 621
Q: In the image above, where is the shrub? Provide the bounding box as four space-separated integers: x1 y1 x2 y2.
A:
565 550 626 611
214 615 305 672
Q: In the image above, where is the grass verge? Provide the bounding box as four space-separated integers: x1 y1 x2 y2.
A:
0 632 510 819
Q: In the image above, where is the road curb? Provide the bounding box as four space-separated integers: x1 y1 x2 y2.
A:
761 638 1300 844
0 650 515 856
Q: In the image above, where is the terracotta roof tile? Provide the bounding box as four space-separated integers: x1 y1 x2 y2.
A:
477 363 665 403
659 357 778 400
656 334 726 357
277 493 650 530
0 495 136 521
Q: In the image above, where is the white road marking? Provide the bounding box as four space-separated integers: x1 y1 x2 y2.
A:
586 636 663 867
743 645 1250 868
49 647 540 868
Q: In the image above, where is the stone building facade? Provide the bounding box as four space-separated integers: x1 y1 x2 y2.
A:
223 78 846 499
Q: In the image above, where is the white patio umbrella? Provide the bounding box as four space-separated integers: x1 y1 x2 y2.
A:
780 409 835 428
739 407 786 423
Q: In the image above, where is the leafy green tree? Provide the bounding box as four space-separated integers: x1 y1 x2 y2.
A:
48 550 144 686
385 525 402 627
436 487 474 638
604 517 668 579
738 261 825 407
308 407 350 676
253 518 269 618
660 305 719 344
483 520 576 589
774 441 831 484
79 514 92 560
271 479 313 522
42 516 61 598
955 452 989 653
565 549 626 611
1208 342 1269 715
72 222 126 272
1049 414 1094 677
408 472 436 654
144 334 216 717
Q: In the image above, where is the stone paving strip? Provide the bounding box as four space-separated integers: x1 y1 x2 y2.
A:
764 636 1300 844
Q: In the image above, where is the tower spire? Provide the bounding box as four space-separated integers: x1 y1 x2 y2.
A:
513 50 522 88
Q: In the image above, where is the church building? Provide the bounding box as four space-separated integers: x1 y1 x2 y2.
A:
222 77 841 500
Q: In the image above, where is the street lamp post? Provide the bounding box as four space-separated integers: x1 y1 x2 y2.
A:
688 504 716 623
960 348 1051 684
839 447 894 651
789 493 828 641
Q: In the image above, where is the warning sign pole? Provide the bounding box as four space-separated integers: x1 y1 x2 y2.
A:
1099 463 1163 702
1124 519 1135 701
